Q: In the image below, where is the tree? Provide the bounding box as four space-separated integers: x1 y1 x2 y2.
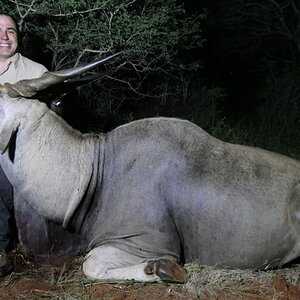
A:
205 0 300 63
2 0 205 100
201 0 300 156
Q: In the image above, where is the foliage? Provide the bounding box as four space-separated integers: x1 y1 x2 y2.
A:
197 0 300 158
1 0 205 88
255 60 300 157
206 0 300 63
0 0 207 132
184 83 226 132
1 1 299 158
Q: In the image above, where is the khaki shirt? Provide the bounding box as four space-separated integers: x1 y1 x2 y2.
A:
0 53 47 84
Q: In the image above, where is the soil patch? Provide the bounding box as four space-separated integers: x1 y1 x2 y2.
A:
0 251 299 299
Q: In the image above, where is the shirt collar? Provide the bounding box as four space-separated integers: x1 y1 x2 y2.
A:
0 53 20 76
10 53 20 69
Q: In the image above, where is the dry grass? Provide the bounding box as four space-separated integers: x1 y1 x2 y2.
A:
0 254 300 299
184 262 300 296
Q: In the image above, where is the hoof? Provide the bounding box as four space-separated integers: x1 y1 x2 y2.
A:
144 258 186 283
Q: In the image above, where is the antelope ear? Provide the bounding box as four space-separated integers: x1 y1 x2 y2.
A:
0 117 19 154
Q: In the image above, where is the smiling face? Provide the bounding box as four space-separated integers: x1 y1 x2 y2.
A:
0 15 18 61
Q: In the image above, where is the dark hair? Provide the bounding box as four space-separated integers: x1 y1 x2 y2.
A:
0 13 22 52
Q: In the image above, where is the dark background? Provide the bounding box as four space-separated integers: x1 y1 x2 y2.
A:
5 0 300 158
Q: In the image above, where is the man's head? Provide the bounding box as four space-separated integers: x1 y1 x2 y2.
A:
0 14 19 61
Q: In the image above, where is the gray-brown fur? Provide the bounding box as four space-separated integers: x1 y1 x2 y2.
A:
0 60 299 280
0 93 299 271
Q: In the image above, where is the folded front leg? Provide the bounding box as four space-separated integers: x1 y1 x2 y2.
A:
82 245 186 282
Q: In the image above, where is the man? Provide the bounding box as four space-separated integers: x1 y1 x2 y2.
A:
0 14 47 82
0 13 47 277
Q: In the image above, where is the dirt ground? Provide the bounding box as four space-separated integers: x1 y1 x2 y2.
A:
0 251 300 299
